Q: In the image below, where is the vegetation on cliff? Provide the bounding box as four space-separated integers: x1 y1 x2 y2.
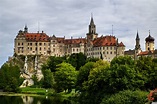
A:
1 53 157 104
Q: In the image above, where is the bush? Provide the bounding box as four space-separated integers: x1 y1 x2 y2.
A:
101 90 148 104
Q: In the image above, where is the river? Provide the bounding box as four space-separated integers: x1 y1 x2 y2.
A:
0 95 77 104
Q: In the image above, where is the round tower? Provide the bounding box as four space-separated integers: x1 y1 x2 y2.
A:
145 30 155 51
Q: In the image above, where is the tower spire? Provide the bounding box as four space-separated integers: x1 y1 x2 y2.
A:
90 13 94 25
136 30 139 40
149 30 151 36
24 24 28 33
135 31 141 50
86 13 98 40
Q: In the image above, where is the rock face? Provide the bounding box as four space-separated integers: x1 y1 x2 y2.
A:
19 55 44 87
20 78 34 88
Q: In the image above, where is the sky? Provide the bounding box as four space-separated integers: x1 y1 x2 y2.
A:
0 0 157 67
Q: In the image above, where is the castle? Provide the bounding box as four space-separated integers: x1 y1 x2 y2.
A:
125 30 157 59
14 16 125 62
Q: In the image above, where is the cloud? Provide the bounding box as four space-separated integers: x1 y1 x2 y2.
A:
0 0 157 66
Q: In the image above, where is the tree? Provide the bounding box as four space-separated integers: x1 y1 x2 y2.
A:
76 62 95 91
54 62 77 92
79 60 110 104
42 69 55 88
42 56 66 72
101 90 148 104
0 64 23 92
86 57 99 63
67 53 87 70
136 57 157 90
108 56 145 93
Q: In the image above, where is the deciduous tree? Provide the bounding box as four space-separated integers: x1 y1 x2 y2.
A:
54 62 77 92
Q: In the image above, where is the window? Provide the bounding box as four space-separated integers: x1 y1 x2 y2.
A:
35 47 37 51
28 43 29 46
107 47 108 50
110 51 112 54
18 43 20 45
30 47 32 51
39 43 42 46
30 43 32 46
35 43 37 46
44 43 46 46
40 47 42 51
110 47 112 50
114 47 116 50
107 51 108 54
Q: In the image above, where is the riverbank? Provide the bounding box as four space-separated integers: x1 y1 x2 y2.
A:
0 87 77 98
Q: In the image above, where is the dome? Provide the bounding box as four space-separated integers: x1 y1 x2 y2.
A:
145 31 155 42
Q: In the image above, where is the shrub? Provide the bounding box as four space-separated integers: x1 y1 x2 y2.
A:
101 90 148 104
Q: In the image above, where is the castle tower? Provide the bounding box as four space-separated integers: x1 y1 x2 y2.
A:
134 31 141 59
135 31 141 51
145 30 155 51
24 25 28 33
86 14 98 41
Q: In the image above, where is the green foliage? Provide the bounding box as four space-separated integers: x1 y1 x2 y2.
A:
0 63 23 92
108 56 145 93
42 56 66 72
136 57 157 90
54 62 78 92
86 60 110 92
79 60 110 104
67 53 87 70
32 75 43 88
86 57 99 62
76 62 95 91
101 90 148 104
42 69 55 88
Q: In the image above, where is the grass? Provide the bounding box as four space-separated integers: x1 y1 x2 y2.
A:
20 87 54 95
0 87 78 100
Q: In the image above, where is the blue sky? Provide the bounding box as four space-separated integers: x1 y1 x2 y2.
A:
0 0 157 67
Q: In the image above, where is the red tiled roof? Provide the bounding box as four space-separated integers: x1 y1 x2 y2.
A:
138 51 153 55
119 42 125 47
138 51 149 55
64 38 86 45
25 33 50 42
93 36 125 47
56 38 65 43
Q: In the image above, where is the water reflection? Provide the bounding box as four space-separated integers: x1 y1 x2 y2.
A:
21 96 34 104
0 95 77 104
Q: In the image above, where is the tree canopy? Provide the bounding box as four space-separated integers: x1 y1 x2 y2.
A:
0 64 23 92
54 62 78 92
